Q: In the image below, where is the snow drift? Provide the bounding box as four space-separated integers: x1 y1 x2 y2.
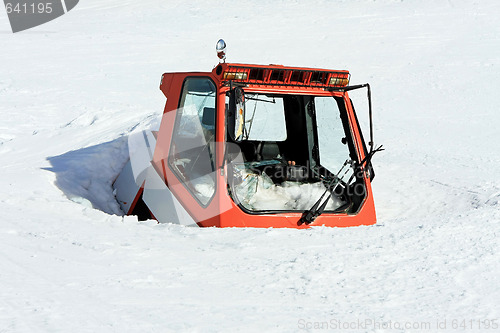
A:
1 0 499 331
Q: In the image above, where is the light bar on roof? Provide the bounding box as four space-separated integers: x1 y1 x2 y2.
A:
221 65 350 88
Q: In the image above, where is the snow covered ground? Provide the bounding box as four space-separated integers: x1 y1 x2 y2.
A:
1 0 499 331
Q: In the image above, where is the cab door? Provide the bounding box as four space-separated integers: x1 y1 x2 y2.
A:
151 75 222 226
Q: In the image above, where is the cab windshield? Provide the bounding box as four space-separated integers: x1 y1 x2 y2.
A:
226 90 366 214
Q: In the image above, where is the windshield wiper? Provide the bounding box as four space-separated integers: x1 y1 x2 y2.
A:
245 95 276 104
299 160 352 225
298 143 384 226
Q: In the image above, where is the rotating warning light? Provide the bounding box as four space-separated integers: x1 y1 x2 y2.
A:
216 39 226 63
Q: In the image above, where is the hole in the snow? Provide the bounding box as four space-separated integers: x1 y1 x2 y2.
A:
43 137 129 215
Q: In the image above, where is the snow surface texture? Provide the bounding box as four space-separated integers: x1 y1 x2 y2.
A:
1 0 499 332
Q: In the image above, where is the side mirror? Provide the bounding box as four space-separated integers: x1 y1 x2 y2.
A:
228 87 246 142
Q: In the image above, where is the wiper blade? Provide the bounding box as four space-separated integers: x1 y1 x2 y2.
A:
298 160 352 225
299 192 332 226
299 145 385 226
245 95 276 104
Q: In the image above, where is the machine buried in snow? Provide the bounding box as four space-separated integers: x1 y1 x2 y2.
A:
113 40 382 228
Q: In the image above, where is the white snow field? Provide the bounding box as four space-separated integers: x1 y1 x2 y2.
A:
1 0 500 332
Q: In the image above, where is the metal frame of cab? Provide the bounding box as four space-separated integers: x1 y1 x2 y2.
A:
138 63 377 228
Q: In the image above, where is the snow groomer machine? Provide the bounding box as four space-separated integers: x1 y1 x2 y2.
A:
113 40 383 228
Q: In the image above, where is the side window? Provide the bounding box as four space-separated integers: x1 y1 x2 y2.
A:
169 78 217 206
314 97 353 179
